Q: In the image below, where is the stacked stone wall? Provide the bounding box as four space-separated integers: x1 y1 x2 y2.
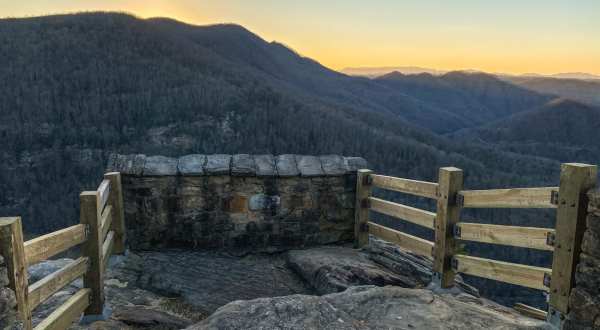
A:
566 189 600 329
0 256 18 329
107 154 366 251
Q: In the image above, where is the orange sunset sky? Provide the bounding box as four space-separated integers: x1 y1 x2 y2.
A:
3 0 599 75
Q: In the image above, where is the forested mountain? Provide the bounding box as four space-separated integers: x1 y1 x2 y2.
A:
0 12 568 235
376 71 552 131
452 99 600 164
504 76 600 107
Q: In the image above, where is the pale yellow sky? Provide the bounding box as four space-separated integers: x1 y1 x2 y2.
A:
3 0 599 75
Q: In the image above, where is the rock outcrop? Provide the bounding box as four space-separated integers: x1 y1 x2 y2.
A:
566 188 600 329
286 246 424 294
0 256 19 329
188 286 550 330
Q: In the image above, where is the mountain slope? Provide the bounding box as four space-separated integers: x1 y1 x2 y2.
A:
0 12 562 233
505 76 600 106
453 99 600 163
376 71 553 129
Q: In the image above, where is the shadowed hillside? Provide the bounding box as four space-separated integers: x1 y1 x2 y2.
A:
453 99 600 164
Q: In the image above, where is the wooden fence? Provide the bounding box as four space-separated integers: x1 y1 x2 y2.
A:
0 172 126 330
355 163 597 326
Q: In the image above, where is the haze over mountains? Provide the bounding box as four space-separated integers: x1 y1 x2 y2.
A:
3 11 599 308
342 66 600 81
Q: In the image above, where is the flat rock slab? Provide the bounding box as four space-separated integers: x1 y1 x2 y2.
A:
295 155 324 177
178 154 207 176
204 154 231 175
144 156 179 176
189 286 550 330
275 154 299 177
320 155 347 176
253 154 275 176
231 154 256 176
132 250 313 313
344 156 368 171
286 246 423 294
106 154 146 175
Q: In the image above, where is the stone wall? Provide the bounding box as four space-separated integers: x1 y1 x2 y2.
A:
107 154 366 252
0 256 18 329
566 188 600 329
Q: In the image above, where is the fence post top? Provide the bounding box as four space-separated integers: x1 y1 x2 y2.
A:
104 172 121 177
439 167 462 172
561 163 596 168
0 217 20 226
357 169 373 174
80 191 98 197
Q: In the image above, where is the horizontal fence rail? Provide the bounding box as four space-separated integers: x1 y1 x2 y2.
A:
369 197 435 229
371 174 439 199
355 163 597 328
34 289 91 330
28 257 90 311
458 187 558 209
24 224 87 267
452 254 552 291
454 223 555 251
368 222 434 258
0 172 126 330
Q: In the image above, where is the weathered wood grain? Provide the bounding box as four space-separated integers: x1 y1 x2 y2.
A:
459 187 558 209
455 222 554 251
371 174 438 199
24 224 87 267
34 288 91 330
368 222 434 258
369 197 435 229
454 254 551 291
28 257 89 311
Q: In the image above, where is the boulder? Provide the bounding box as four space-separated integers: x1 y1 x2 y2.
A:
253 154 275 176
231 154 256 176
204 155 231 175
178 154 207 176
286 246 422 295
320 155 347 176
295 155 324 177
143 156 179 176
275 154 299 177
188 286 550 330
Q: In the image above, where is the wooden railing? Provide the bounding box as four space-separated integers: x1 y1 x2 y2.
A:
355 163 597 327
0 172 126 330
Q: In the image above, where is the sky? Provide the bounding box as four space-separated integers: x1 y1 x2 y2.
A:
2 0 599 75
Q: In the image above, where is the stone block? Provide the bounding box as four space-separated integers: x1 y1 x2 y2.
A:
178 154 206 176
320 155 347 176
143 156 179 176
253 155 276 176
568 288 600 328
344 157 368 171
106 153 146 175
296 155 324 177
205 154 231 175
249 194 281 211
276 154 299 177
582 230 600 259
575 253 600 296
231 154 256 176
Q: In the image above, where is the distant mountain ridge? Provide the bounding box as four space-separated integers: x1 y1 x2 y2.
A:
342 66 600 81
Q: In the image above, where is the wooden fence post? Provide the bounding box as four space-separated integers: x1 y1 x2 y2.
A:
548 163 597 323
80 191 104 315
355 169 373 248
104 172 126 254
0 217 32 330
433 167 464 288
